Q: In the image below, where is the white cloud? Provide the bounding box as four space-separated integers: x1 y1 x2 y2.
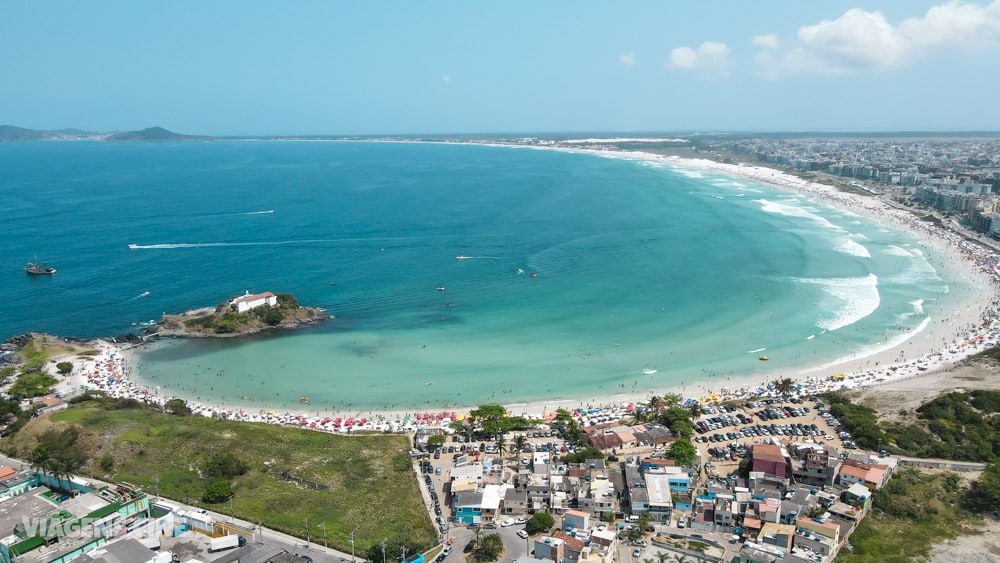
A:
753 34 780 49
619 52 637 67
668 41 731 75
758 0 1000 76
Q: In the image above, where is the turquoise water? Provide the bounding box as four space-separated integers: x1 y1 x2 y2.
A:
0 140 968 411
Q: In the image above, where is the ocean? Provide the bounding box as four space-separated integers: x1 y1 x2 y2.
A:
1 140 971 412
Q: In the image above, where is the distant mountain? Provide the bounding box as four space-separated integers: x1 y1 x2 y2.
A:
0 125 103 141
104 126 211 142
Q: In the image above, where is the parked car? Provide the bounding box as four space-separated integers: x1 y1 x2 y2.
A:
632 548 642 558
514 517 527 525
517 529 529 539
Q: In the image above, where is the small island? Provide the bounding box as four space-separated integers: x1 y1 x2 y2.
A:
146 291 330 338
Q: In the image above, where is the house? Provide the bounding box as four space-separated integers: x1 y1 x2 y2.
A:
751 444 789 480
230 291 278 313
842 482 872 511
794 517 840 557
553 531 586 563
789 443 841 486
838 458 890 490
643 473 673 523
758 522 795 551
453 490 484 524
562 510 590 531
534 536 565 563
503 487 529 515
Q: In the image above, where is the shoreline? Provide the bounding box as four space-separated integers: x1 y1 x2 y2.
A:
48 146 1000 432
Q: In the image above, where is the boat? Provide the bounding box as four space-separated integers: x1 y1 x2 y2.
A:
299 396 310 404
759 355 769 361
128 244 138 249
24 258 56 276
528 272 537 277
436 286 446 291
456 256 468 260
642 369 657 375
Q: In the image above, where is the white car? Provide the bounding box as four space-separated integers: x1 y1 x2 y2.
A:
514 517 527 525
500 518 515 527
517 529 529 539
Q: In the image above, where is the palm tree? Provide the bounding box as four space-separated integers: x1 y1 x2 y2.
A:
512 434 528 463
655 552 670 563
494 433 507 459
773 377 795 402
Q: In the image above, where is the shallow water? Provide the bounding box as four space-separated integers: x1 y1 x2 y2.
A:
0 140 974 411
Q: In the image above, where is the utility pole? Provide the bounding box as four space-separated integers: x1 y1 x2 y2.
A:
382 540 387 563
304 517 310 546
153 476 159 501
350 529 356 562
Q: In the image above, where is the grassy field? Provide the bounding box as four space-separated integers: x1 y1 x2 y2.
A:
4 401 434 554
837 468 985 562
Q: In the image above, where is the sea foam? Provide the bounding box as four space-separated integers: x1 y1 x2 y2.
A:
798 273 880 332
756 199 841 231
835 238 872 258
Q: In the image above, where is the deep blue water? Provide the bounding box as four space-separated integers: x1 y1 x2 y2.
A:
0 141 970 410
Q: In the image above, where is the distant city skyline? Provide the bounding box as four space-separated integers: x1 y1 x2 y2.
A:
2 1 999 135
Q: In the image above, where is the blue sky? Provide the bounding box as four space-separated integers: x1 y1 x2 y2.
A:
2 1 999 135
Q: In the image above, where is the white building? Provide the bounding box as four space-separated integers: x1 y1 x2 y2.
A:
230 291 278 313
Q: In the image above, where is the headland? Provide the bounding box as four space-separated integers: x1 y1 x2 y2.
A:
143 291 330 339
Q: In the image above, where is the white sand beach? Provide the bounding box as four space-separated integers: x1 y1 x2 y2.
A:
47 152 1000 433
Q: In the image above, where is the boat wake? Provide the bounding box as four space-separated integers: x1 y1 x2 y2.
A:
456 255 501 260
128 238 405 250
129 291 151 301
747 347 767 354
241 210 274 215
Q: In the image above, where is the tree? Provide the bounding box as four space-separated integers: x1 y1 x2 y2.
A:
978 459 1000 512
204 451 249 480
427 434 446 449
30 426 87 489
525 512 554 535
202 479 233 503
476 534 504 561
554 409 573 423
667 438 698 466
470 405 509 436
513 435 528 458
9 371 58 398
55 361 73 375
494 433 507 458
657 408 694 438
164 398 191 416
773 378 795 401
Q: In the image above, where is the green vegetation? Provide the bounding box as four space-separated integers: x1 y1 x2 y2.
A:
177 293 317 334
55 361 73 375
470 533 504 562
838 468 984 562
976 460 1000 512
6 399 434 554
825 390 1000 461
667 437 697 466
18 341 49 371
9 371 58 398
450 404 535 440
822 392 887 451
29 427 87 486
562 447 605 464
525 512 554 535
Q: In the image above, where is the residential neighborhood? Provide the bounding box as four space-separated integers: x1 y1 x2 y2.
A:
411 398 922 563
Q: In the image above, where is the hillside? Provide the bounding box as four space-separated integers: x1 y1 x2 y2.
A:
0 125 103 141
103 126 212 142
2 398 434 553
